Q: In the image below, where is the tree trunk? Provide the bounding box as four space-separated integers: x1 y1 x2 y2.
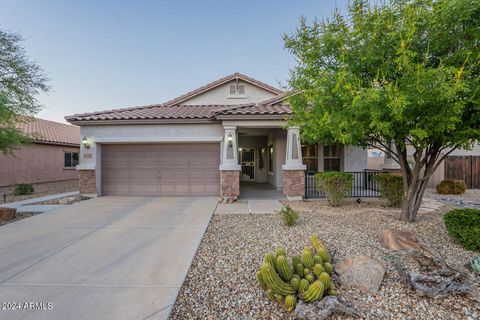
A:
400 178 428 222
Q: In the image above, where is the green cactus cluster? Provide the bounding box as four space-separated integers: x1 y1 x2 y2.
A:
255 235 338 313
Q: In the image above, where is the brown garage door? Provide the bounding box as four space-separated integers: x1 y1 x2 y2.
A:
101 143 220 196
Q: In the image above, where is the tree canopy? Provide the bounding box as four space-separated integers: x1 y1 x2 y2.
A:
0 29 49 154
284 0 480 221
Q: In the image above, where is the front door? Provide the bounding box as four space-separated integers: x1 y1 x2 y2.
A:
240 148 255 181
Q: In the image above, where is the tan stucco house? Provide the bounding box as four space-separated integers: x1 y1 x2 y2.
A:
0 117 80 187
65 73 367 200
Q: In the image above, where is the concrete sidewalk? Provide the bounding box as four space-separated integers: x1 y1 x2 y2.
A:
215 199 283 214
2 191 80 213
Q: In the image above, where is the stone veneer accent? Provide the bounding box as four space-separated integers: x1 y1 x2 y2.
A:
283 170 305 199
79 170 96 195
220 170 240 200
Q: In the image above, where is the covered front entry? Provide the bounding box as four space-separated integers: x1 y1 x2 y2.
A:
101 143 220 196
219 124 306 201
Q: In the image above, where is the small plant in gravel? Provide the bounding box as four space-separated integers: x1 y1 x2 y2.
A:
315 172 352 207
471 256 480 273
444 208 480 251
279 205 299 226
14 183 34 195
373 173 403 206
255 234 337 313
436 179 467 195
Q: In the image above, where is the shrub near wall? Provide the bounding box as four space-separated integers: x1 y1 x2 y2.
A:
436 179 467 195
373 173 403 207
315 172 352 207
444 208 480 251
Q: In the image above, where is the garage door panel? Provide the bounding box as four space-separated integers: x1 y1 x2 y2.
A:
103 157 130 167
101 143 220 196
130 157 158 166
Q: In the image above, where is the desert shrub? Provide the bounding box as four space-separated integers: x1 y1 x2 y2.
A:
373 173 403 206
315 172 352 207
279 205 299 226
436 179 467 195
444 208 480 251
14 184 34 195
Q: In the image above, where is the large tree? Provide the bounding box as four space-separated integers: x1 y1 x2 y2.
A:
284 0 480 222
0 29 49 154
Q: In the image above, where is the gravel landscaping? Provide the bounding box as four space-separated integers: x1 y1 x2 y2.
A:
425 188 480 210
0 179 79 204
169 200 479 320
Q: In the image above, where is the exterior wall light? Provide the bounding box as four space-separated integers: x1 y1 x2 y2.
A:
82 136 90 149
227 132 233 147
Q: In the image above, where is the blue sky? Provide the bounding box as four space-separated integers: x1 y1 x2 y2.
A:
1 0 349 123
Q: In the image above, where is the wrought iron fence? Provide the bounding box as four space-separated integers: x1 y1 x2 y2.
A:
305 170 382 199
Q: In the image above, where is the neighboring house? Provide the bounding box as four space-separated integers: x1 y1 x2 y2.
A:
65 73 367 199
369 144 480 189
0 117 80 187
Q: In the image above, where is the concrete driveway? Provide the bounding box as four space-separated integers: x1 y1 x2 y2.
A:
0 197 217 320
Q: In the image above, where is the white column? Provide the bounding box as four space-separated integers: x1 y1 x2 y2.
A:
282 126 306 170
219 126 241 171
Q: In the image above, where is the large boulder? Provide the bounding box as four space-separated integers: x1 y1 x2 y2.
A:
0 207 17 221
336 255 385 293
379 228 422 251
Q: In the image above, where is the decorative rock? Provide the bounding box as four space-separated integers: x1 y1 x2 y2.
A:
336 255 385 293
293 297 361 320
0 207 17 221
379 228 422 251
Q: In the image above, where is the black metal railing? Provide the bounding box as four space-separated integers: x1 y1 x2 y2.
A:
305 170 381 199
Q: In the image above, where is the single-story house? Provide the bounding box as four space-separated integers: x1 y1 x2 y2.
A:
65 73 367 200
0 117 80 187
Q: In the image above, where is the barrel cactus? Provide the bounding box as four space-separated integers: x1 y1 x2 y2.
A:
264 253 277 269
274 293 284 304
276 255 293 282
317 249 331 264
319 272 331 288
256 271 267 290
298 278 310 293
292 255 301 270
313 263 325 277
301 250 314 269
305 273 314 283
276 248 286 257
284 295 297 312
302 280 325 303
260 263 295 296
290 277 300 291
266 289 275 301
257 235 337 312
323 262 333 274
296 263 304 277
328 288 338 296
310 234 328 253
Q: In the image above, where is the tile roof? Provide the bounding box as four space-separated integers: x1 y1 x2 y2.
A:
16 117 80 146
65 73 291 123
214 104 291 116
